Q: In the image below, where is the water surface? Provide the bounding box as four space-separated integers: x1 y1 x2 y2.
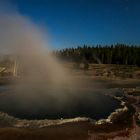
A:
0 86 121 120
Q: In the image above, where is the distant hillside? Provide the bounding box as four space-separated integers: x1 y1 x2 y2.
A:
54 44 140 66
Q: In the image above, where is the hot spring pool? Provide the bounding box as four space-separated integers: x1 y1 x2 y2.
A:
0 86 122 120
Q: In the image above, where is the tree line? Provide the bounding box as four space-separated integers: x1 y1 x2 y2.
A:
53 44 140 66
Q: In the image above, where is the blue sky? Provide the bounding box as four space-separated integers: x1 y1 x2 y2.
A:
1 0 140 49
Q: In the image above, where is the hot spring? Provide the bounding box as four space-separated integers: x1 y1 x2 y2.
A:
0 13 121 121
0 86 121 120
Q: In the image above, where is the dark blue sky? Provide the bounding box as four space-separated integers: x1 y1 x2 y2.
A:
2 0 140 48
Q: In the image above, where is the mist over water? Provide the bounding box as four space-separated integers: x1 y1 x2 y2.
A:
0 12 121 120
0 12 96 117
0 12 75 108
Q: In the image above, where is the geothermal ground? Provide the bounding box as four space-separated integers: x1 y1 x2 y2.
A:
0 64 140 140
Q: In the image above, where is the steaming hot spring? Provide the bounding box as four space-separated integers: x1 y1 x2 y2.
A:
0 13 122 123
0 85 121 120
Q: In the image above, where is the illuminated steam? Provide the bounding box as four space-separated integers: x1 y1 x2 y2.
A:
0 12 78 107
0 11 120 121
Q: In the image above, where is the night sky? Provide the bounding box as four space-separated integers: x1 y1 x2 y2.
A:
1 0 140 49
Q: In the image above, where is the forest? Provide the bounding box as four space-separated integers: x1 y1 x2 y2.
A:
54 44 140 66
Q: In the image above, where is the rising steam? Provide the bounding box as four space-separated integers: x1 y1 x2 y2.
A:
0 12 70 85
0 11 106 120
0 12 78 112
